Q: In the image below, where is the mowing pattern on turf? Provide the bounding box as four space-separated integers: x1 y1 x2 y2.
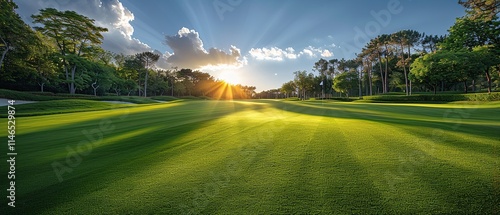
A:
0 100 498 214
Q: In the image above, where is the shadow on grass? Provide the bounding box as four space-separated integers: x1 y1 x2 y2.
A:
265 100 500 144
1 101 257 214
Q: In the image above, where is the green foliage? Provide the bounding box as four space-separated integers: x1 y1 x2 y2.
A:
293 70 315 99
0 89 57 101
363 92 500 102
95 96 159 104
459 0 500 21
151 96 180 101
280 81 296 97
441 17 500 51
333 71 359 97
32 8 108 94
0 0 35 71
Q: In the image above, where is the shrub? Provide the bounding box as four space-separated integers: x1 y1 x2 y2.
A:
28 91 56 96
56 93 94 98
362 92 500 102
0 89 56 101
151 96 180 101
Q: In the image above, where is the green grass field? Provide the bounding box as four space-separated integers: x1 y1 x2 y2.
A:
1 100 499 214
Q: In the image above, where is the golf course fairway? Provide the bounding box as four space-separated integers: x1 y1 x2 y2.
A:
1 100 498 214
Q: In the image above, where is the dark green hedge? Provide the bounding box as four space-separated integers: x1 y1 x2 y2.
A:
363 93 500 102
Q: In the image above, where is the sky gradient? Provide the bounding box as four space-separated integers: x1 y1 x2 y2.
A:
14 0 466 91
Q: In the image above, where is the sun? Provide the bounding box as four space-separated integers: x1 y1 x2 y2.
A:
218 71 240 84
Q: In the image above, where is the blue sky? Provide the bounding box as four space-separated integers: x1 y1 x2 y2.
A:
15 0 465 91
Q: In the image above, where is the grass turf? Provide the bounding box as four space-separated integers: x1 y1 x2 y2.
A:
0 100 498 214
0 99 133 117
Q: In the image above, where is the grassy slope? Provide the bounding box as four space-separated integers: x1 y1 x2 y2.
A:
0 100 498 214
0 89 161 104
0 99 132 117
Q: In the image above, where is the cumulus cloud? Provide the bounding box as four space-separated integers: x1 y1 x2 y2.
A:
302 46 334 58
301 47 316 57
321 50 333 58
248 47 298 61
15 0 151 55
249 45 334 61
165 27 243 69
152 50 173 70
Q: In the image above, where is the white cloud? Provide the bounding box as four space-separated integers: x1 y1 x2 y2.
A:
165 27 243 69
249 46 334 61
301 48 315 58
248 47 300 61
285 47 298 59
321 50 333 58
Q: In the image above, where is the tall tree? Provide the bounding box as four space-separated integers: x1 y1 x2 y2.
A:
392 30 421 96
333 71 359 97
0 0 34 71
293 70 314 100
26 32 58 92
421 34 444 53
281 81 296 98
459 0 500 21
32 8 107 94
136 51 159 97
473 45 500 93
313 58 329 77
359 48 374 95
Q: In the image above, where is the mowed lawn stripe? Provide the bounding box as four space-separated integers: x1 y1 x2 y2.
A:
0 100 498 214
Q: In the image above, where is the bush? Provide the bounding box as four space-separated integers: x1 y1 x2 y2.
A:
56 93 94 98
362 92 500 102
28 91 56 96
97 96 158 104
0 89 57 101
151 96 180 101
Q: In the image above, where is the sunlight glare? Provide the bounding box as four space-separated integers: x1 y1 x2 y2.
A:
219 71 240 84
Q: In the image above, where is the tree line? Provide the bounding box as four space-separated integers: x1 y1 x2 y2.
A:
0 1 256 99
268 0 500 99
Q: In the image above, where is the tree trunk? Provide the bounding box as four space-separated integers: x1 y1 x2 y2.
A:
144 71 148 97
377 53 385 94
409 80 412 95
70 65 77 94
464 81 468 94
39 83 45 92
358 69 362 97
383 44 390 94
485 68 492 94
0 45 9 72
92 81 99 96
368 65 373 96
171 80 174 96
399 44 409 96
472 79 476 92
65 66 70 93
